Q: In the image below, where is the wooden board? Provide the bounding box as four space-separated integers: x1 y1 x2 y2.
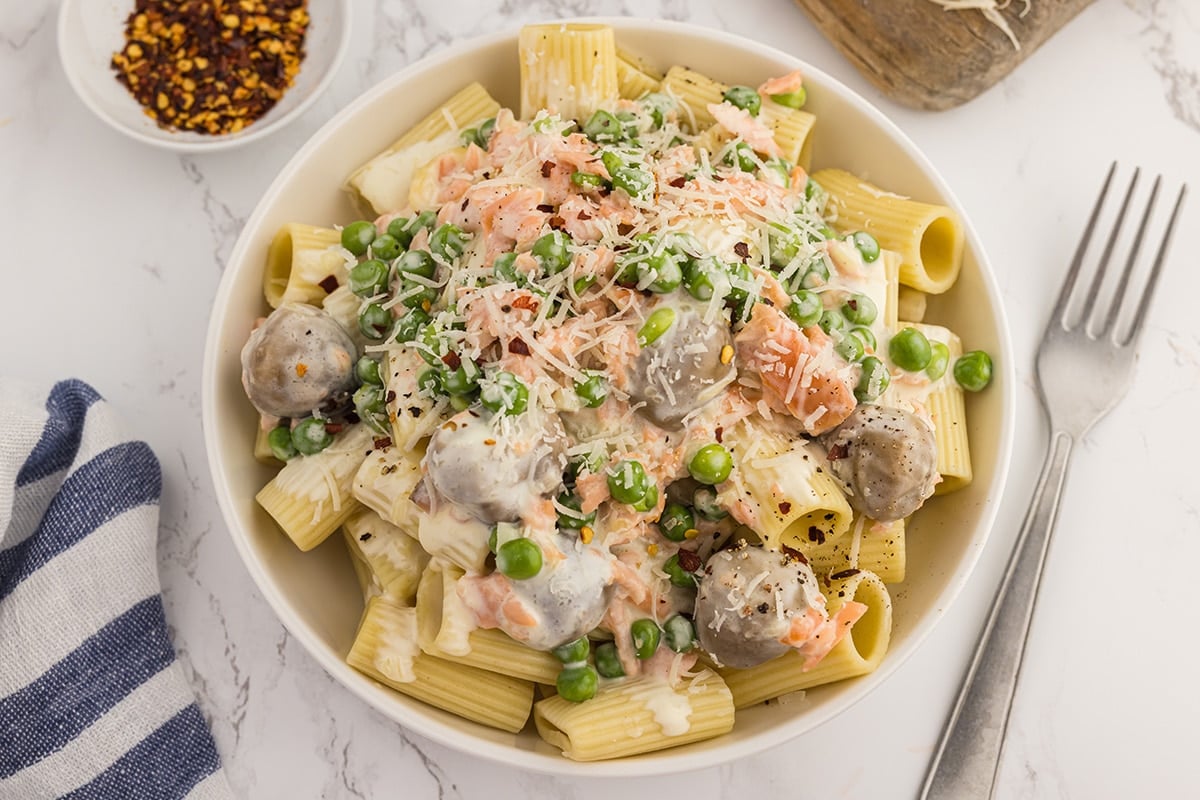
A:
794 0 1095 110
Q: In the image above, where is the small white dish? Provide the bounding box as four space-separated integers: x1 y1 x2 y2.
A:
57 0 351 153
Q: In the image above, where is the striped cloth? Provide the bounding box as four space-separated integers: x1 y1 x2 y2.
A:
0 379 232 799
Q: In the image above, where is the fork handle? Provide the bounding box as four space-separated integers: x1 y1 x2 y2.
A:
920 430 1075 800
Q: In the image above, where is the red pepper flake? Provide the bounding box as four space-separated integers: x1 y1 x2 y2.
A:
577 210 592 220
734 242 750 260
441 352 461 370
511 295 540 312
508 337 531 356
827 442 849 461
781 544 808 564
540 161 554 178
317 274 339 293
616 222 635 236
668 176 686 188
778 501 792 515
807 526 826 545
373 436 392 450
830 568 861 581
715 426 724 443
325 422 344 434
677 549 702 572
548 215 565 229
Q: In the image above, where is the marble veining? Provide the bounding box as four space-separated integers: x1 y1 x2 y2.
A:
3 0 1199 797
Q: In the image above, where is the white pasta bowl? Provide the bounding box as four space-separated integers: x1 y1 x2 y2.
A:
203 18 1014 775
57 0 350 152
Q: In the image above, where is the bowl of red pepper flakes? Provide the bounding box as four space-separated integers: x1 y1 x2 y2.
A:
57 0 351 152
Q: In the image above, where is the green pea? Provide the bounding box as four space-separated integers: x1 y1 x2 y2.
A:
663 553 698 588
593 642 625 678
532 230 573 274
460 117 495 149
556 665 599 702
448 394 471 411
724 260 752 310
355 356 383 386
358 303 392 340
430 223 470 262
480 371 528 416
638 252 683 293
953 350 993 391
663 614 696 653
801 258 831 289
398 281 438 311
267 426 297 461
608 460 651 505
767 223 803 268
637 307 677 347
852 325 877 351
396 249 437 280
340 220 376 256
417 324 447 365
583 109 625 143
556 492 596 530
842 293 877 326
443 361 480 396
349 259 389 298
688 443 733 485
552 636 590 664
889 327 933 372
657 503 695 542
786 289 822 327
574 371 608 408
571 171 604 189
693 486 727 520
492 252 522 285
723 142 757 173
354 385 388 432
496 537 542 580
640 91 674 128
682 256 730 302
723 85 762 116
926 341 950 381
371 233 402 261
291 417 332 455
417 368 444 398
818 309 846 337
630 618 661 659
393 308 430 344
631 484 659 513
612 167 653 199
385 216 413 247
804 177 826 204
836 332 865 362
770 86 807 109
851 231 880 263
855 356 891 402
573 275 597 295
600 150 625 178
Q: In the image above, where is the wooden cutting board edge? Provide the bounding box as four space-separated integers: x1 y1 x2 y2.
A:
794 0 1096 111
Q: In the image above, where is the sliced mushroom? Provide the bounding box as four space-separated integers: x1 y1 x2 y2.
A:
240 303 358 419
823 404 939 522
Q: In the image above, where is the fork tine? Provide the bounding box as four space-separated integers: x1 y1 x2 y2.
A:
1120 181 1188 346
1082 167 1140 335
1099 175 1160 337
1051 162 1116 329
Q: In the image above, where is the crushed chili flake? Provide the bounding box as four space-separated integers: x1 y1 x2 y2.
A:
714 426 724 443
317 274 338 293
677 549 702 572
536 203 555 213
511 295 540 312
778 501 792 515
441 352 462 370
807 525 826 545
616 222 635 236
827 442 849 460
540 161 554 178
324 422 344 434
830 568 861 581
780 544 808 564
373 436 392 450
668 176 687 188
508 337 531 356
547 215 566 229
733 242 750 259
111 0 310 136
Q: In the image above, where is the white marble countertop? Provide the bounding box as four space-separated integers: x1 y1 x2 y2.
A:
4 0 1199 797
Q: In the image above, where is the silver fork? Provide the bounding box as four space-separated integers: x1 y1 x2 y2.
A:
920 164 1187 800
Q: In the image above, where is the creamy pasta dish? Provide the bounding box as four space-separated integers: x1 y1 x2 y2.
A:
240 23 994 760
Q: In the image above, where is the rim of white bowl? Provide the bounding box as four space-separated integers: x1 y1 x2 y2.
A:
203 17 1016 776
56 0 352 153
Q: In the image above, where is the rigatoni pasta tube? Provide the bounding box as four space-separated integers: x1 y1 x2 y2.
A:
912 324 972 494
805 517 906 584
813 168 964 294
719 570 893 708
343 509 428 605
346 82 501 215
348 597 534 733
262 223 345 308
534 671 734 760
615 47 660 100
256 425 371 551
518 24 618 122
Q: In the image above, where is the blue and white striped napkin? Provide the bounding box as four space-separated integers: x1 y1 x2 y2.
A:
0 379 232 799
